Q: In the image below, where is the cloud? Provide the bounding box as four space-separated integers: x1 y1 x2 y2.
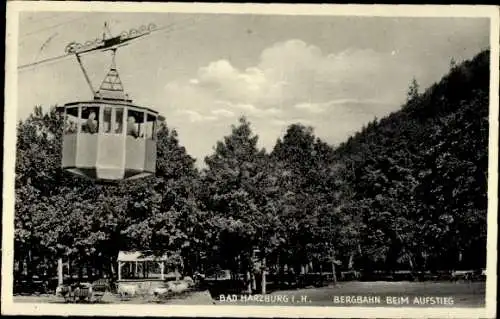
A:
160 39 408 161
165 40 408 115
294 102 326 114
229 103 282 118
211 108 235 118
270 119 287 126
177 110 218 123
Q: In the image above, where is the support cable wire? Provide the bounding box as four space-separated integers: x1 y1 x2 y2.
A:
18 15 216 71
22 12 86 27
25 13 67 24
18 53 73 70
20 14 87 38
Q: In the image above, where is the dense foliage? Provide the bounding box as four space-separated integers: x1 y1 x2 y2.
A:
14 50 490 287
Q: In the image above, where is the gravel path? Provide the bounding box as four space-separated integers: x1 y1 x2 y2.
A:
14 281 485 307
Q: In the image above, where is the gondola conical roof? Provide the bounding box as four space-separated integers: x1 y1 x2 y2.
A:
94 55 131 102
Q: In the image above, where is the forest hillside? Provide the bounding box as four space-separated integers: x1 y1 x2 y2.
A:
331 50 490 271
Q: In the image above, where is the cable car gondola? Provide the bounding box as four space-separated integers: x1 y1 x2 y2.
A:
57 23 164 182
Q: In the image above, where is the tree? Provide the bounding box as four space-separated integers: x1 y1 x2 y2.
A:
15 105 73 279
272 124 350 281
406 77 420 103
14 48 490 291
450 57 457 70
201 117 284 293
14 106 203 281
120 123 202 276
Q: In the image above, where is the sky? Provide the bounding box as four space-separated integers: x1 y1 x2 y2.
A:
17 11 490 164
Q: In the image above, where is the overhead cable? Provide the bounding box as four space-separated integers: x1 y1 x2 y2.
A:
18 15 217 71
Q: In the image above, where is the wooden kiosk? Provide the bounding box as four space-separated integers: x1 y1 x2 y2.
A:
117 251 180 295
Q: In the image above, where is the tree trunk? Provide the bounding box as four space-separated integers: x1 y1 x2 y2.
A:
110 260 115 279
96 259 102 278
94 256 101 278
246 271 252 294
58 258 63 285
331 250 337 285
251 273 256 291
18 252 25 277
27 249 33 278
78 263 83 281
408 255 414 271
67 256 71 278
261 256 267 295
331 260 337 285
279 262 285 287
319 264 323 286
276 253 280 286
348 253 354 270
87 263 93 282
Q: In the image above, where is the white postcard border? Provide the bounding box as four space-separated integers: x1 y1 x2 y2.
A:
3 2 498 318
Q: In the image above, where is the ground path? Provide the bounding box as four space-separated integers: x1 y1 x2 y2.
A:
14 281 485 307
215 281 485 307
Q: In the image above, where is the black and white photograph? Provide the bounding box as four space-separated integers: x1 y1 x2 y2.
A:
2 2 498 318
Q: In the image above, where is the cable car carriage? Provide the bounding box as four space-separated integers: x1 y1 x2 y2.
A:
57 44 164 182
59 98 164 181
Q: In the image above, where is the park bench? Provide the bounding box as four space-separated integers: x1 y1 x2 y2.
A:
340 270 361 281
450 270 474 281
91 279 110 302
56 283 91 302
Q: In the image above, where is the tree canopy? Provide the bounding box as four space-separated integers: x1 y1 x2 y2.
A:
14 49 490 285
